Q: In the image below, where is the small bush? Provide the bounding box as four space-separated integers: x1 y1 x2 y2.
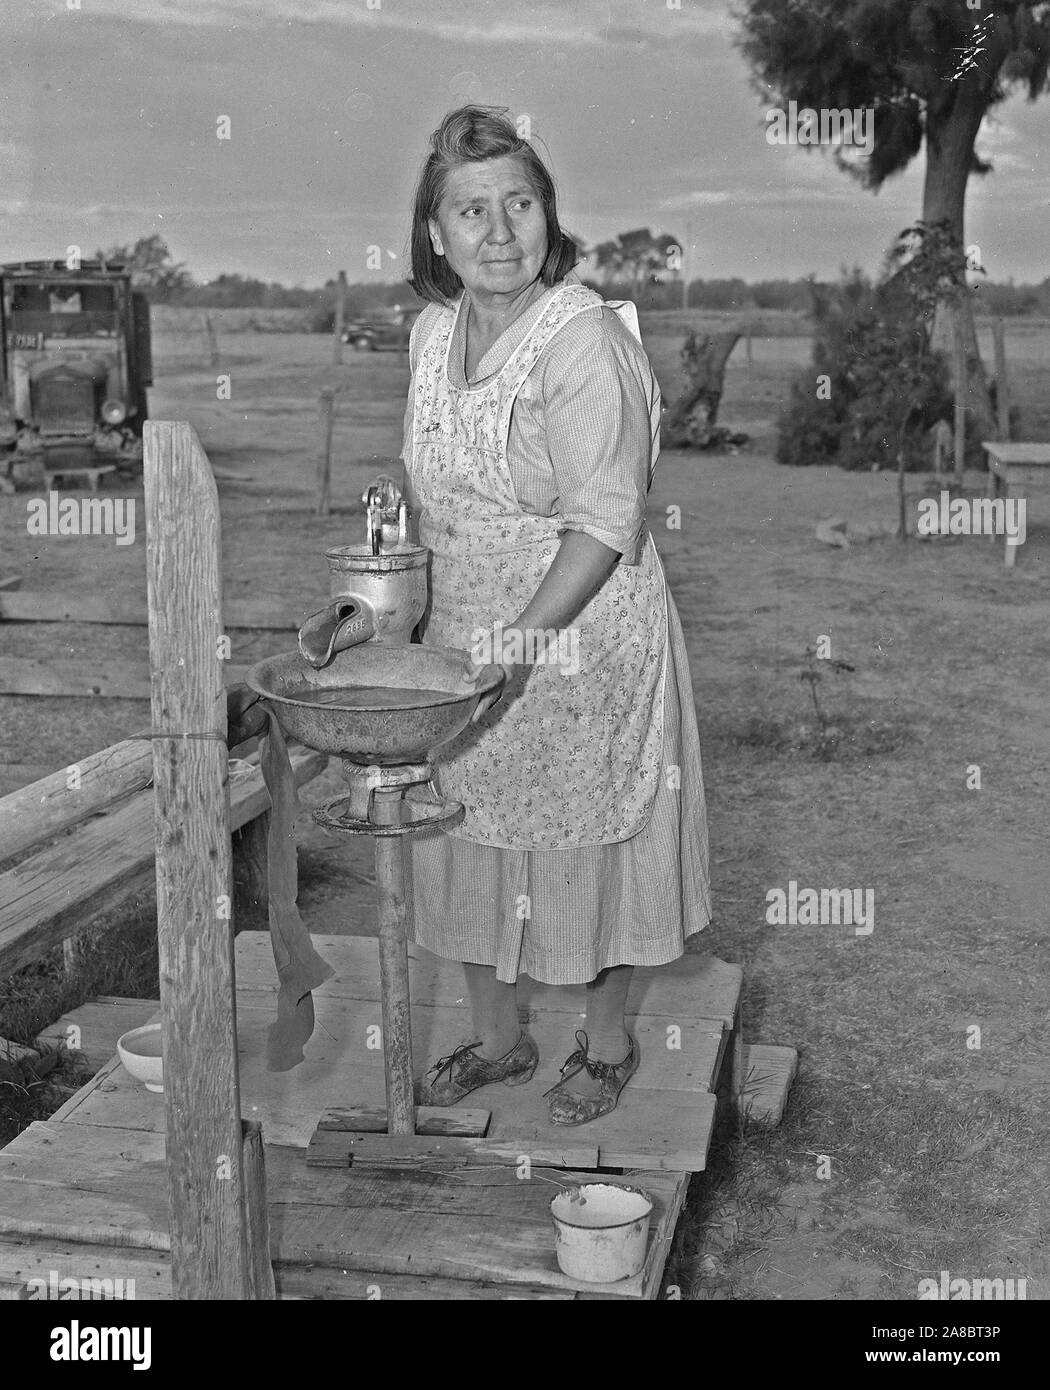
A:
777 256 954 472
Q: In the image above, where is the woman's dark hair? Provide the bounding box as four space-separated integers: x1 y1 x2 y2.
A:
408 105 579 304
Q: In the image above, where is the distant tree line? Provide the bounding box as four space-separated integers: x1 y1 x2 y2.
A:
586 274 1050 317
99 233 1050 320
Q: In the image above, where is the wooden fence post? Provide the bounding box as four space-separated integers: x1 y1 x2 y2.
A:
953 311 967 481
680 219 693 312
203 314 220 370
144 420 273 1300
332 270 347 366
317 388 335 516
992 318 1011 442
242 1120 277 1298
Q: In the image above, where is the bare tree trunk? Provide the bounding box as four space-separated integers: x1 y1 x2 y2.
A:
662 331 741 447
922 77 996 459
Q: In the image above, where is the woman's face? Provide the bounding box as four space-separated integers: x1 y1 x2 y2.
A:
428 155 549 303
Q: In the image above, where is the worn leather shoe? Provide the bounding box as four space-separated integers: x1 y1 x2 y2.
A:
416 1031 539 1106
545 1030 640 1126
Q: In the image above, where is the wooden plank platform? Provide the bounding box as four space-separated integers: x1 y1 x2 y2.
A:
317 1105 493 1137
0 1235 579 1302
0 1238 172 1302
0 937 765 1298
305 1129 601 1170
739 1043 798 1125
35 998 161 1075
0 1121 687 1300
52 933 728 1171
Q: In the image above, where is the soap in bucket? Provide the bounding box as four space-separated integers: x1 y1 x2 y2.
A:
550 1182 654 1283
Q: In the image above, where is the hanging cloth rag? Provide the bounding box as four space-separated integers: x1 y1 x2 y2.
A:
255 703 333 1070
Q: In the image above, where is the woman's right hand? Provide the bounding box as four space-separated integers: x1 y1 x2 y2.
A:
470 683 504 723
463 628 509 723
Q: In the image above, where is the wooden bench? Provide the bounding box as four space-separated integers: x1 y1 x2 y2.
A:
0 724 327 979
983 441 1050 568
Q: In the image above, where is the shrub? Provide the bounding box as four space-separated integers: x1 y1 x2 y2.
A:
776 251 954 472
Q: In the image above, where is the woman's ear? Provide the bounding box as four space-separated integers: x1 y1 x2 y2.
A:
427 218 444 258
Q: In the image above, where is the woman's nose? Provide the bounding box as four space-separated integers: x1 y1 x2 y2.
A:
486 211 513 244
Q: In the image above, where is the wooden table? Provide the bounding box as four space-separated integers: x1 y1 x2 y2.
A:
983 441 1050 568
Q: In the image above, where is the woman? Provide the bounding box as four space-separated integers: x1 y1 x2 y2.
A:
401 105 710 1127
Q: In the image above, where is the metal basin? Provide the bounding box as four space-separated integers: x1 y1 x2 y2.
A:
245 643 504 765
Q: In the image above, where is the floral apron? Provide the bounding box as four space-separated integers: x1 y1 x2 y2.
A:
407 281 668 851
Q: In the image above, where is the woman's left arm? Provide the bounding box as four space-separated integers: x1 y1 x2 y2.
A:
468 324 653 681
466 530 618 695
512 529 620 634
466 531 617 699
514 324 652 642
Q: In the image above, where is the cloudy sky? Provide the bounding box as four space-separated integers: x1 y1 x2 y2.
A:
2 0 1047 287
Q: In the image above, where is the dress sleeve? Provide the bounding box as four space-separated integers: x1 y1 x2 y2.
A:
402 305 439 476
541 324 657 565
409 301 449 370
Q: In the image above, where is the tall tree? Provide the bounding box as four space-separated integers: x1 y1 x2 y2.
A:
591 228 682 293
96 234 192 301
735 0 1050 440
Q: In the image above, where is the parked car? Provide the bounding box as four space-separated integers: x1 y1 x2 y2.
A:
0 258 152 481
341 305 421 351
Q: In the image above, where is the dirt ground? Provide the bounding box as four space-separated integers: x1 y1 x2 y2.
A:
1 311 1048 1299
